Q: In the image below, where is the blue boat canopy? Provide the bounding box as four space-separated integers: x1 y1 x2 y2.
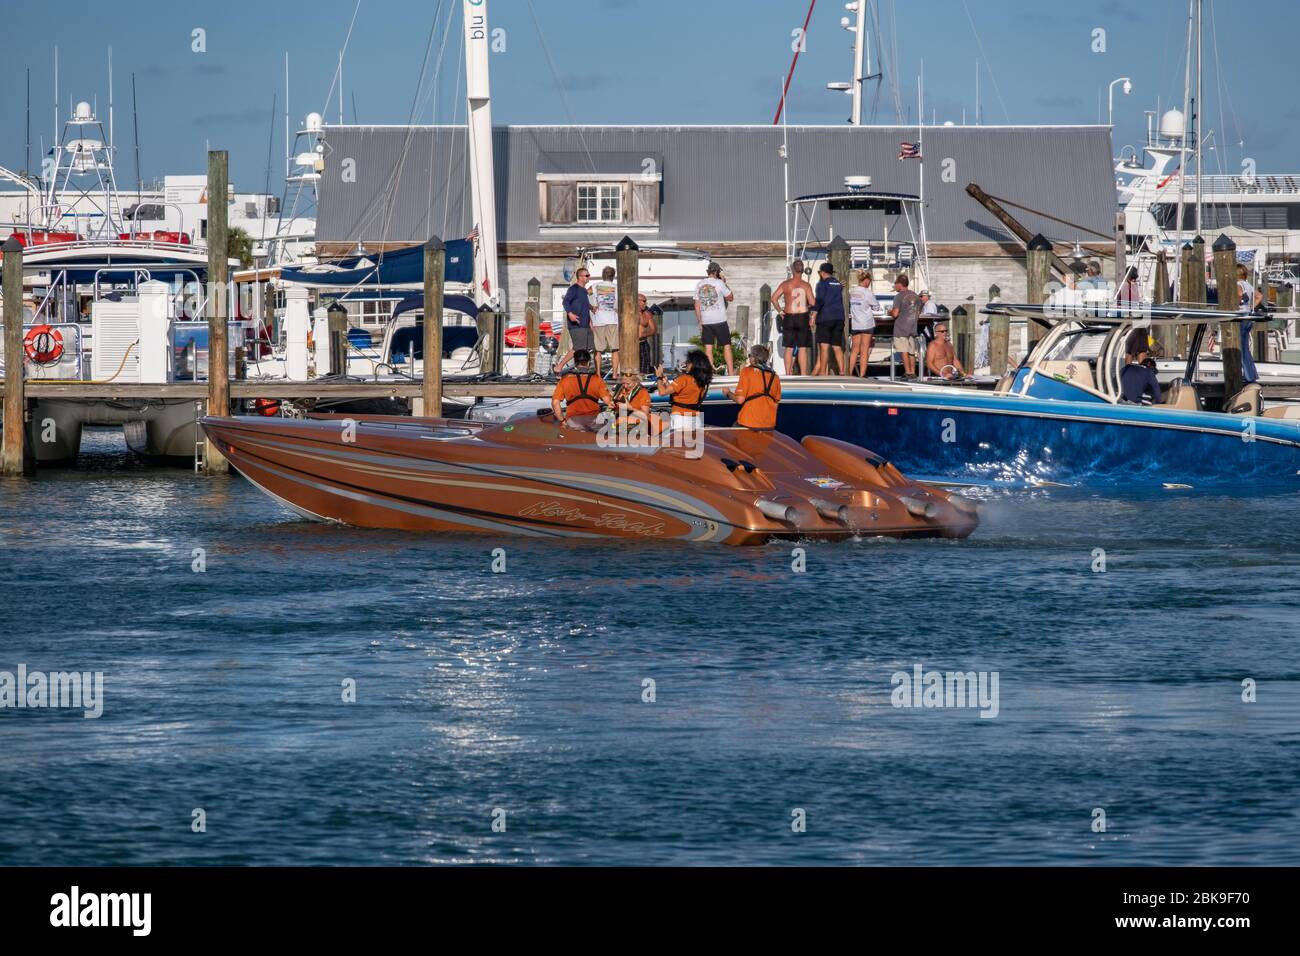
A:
279 239 474 287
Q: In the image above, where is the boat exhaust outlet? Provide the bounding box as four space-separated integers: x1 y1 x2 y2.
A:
755 498 796 523
948 495 979 515
809 498 850 523
899 496 939 520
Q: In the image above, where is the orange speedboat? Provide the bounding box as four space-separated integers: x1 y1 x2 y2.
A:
199 413 978 545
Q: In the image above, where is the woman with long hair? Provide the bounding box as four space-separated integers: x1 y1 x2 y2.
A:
656 349 713 432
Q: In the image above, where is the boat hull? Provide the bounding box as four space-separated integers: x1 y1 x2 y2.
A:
200 414 978 545
699 379 1300 488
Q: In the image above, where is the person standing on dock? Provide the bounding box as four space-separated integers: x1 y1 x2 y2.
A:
773 260 815 376
1237 263 1263 384
694 262 735 376
555 266 595 373
723 344 781 430
589 266 621 378
810 262 846 376
551 349 612 430
847 270 878 377
889 274 921 379
638 293 658 374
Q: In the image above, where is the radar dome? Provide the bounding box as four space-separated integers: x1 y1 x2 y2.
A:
305 112 323 132
74 101 93 121
1159 108 1186 141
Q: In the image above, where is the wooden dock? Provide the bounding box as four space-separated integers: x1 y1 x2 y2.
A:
1 380 555 400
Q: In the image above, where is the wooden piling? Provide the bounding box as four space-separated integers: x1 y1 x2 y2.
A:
1152 250 1176 358
759 283 772 346
1212 234 1244 400
525 277 541 374
1178 242 1197 357
988 285 1009 378
2 236 27 477
1190 235 1208 303
735 305 750 346
327 301 348 376
829 236 852 369
951 305 972 372
1025 233 1052 350
204 150 230 474
422 236 444 416
616 236 640 375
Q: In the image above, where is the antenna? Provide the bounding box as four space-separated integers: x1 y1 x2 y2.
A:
338 50 344 126
25 67 30 177
108 46 114 150
53 45 58 151
284 51 290 180
131 72 142 202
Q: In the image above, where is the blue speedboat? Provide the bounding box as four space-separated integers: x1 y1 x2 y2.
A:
692 303 1300 489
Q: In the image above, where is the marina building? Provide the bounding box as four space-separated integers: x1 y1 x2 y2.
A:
313 123 1117 327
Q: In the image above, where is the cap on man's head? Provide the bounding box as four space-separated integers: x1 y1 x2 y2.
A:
818 261 833 275
706 261 722 275
920 290 931 296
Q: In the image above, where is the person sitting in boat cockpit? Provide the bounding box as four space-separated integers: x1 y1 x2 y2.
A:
1119 331 1163 406
551 349 612 431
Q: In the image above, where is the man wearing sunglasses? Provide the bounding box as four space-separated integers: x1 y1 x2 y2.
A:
925 322 966 380
556 266 595 372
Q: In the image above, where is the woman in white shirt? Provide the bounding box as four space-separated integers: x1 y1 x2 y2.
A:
847 270 879 377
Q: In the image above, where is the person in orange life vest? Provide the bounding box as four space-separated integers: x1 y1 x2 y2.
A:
610 368 657 435
723 343 781 430
550 349 611 430
655 349 712 432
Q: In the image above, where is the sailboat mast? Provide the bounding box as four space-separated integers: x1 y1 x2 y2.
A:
1194 0 1203 236
1173 0 1193 264
464 0 499 307
850 0 867 125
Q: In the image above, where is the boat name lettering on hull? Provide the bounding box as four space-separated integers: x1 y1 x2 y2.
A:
518 500 666 537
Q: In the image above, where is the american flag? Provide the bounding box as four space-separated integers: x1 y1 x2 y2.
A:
1235 249 1257 265
466 223 480 242
898 142 921 160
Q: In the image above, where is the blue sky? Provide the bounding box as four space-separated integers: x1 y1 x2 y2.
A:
0 0 1287 193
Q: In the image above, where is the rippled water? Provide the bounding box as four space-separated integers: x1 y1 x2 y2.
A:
1 427 1298 865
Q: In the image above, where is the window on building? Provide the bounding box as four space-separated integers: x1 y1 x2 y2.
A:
539 175 660 227
574 183 622 223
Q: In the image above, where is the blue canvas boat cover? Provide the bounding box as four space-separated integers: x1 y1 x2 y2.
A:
279 239 474 287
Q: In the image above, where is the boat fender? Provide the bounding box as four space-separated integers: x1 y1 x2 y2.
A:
23 325 64 365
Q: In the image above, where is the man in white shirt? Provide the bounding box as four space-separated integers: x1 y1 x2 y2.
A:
588 266 621 377
920 291 939 317
694 261 735 375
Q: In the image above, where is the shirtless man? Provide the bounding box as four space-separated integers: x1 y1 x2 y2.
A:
772 260 815 375
925 323 966 380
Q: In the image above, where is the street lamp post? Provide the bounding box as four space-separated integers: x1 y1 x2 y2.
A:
1108 77 1132 127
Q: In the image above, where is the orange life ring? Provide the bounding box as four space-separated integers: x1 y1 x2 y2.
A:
24 325 64 365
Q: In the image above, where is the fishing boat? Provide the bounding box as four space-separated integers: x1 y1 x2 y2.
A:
199 412 978 544
691 301 1300 489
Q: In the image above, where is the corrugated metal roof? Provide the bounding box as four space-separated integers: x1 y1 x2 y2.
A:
316 124 1116 247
